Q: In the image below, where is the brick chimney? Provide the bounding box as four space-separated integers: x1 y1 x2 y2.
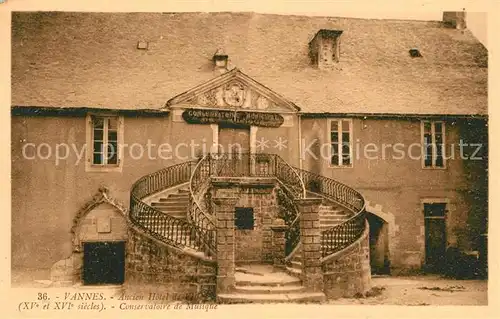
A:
309 29 343 69
443 10 467 29
213 48 229 74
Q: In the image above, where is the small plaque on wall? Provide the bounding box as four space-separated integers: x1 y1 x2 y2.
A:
97 217 111 233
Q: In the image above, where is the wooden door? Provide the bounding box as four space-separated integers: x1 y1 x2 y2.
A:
217 123 250 176
83 241 125 285
424 203 447 272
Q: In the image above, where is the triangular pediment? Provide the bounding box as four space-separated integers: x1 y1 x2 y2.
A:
165 68 300 113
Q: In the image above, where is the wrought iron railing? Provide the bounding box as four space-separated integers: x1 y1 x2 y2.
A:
188 155 217 255
130 161 215 255
276 185 301 256
130 152 365 260
297 169 366 257
206 152 306 196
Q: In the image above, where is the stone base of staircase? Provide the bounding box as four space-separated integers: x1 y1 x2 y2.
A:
217 264 325 304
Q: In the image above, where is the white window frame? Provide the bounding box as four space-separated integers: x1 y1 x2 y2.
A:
328 118 353 168
421 120 446 169
85 113 124 172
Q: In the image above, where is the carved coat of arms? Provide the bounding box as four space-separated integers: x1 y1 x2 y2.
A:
223 82 246 107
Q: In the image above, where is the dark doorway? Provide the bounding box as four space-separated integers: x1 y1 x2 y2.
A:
367 213 390 274
424 203 447 272
83 241 125 285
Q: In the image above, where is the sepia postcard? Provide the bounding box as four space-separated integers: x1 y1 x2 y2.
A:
1 0 498 318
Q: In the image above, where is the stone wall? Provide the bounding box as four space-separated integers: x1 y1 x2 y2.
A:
126 226 217 302
211 178 279 264
50 192 129 286
322 221 371 299
235 185 278 263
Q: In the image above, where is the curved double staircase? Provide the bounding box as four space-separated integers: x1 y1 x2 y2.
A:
129 153 366 302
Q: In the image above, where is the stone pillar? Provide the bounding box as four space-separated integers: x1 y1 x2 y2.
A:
270 218 288 269
213 197 238 294
295 198 323 292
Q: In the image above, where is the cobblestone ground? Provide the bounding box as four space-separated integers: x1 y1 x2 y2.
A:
328 275 488 305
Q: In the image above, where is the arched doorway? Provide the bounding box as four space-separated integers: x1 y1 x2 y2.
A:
367 213 390 274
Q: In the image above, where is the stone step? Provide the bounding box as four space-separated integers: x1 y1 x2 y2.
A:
150 208 188 215
217 292 325 304
162 193 190 199
235 273 301 287
320 220 345 225
320 222 344 227
290 261 302 270
285 266 302 277
139 213 187 219
320 214 349 219
319 210 349 216
141 228 192 235
151 203 188 209
233 285 306 294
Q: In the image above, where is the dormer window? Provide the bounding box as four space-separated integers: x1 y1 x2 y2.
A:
309 29 343 69
213 48 229 74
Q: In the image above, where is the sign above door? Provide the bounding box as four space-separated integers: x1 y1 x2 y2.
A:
182 108 284 128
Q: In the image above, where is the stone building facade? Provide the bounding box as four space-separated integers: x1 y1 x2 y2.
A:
11 11 487 300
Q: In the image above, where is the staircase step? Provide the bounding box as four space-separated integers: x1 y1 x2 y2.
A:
285 267 302 277
151 203 188 208
320 214 348 219
217 292 325 304
320 210 348 216
290 261 302 270
235 277 301 287
162 194 190 199
233 285 306 294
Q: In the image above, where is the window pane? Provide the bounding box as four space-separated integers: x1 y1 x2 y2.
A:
107 141 118 164
330 120 338 132
93 153 103 165
435 122 442 134
435 133 443 144
423 122 431 133
92 117 104 129
435 155 443 167
93 129 103 141
342 145 351 165
436 143 443 167
93 141 103 153
108 117 118 130
342 132 350 144
342 143 350 156
330 132 338 143
108 130 117 142
331 142 339 166
342 120 350 132
331 154 339 166
424 145 433 167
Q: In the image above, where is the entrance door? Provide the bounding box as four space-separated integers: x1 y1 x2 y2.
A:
367 213 390 274
424 203 447 272
217 123 251 176
83 241 125 285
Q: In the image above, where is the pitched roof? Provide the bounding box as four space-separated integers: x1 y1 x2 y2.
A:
11 12 488 115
